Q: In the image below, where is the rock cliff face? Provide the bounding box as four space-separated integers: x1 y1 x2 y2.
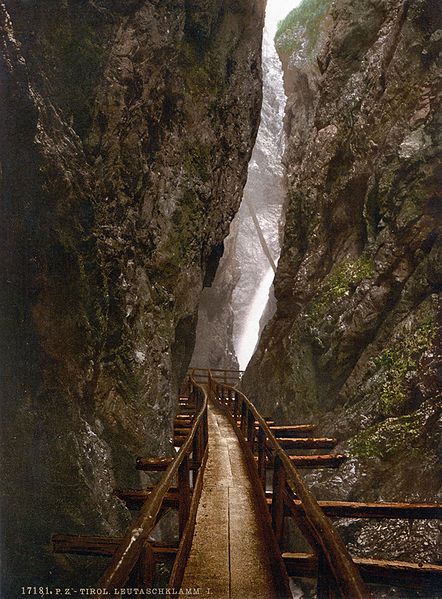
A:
0 0 264 591
244 0 441 575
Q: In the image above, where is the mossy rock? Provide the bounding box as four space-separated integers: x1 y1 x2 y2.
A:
308 255 375 321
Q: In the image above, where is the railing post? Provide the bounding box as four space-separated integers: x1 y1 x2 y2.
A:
203 402 208 448
178 455 191 538
192 421 202 468
240 402 247 436
271 455 286 546
317 551 337 599
136 541 155 587
247 411 255 452
233 392 239 421
257 428 267 490
227 388 232 412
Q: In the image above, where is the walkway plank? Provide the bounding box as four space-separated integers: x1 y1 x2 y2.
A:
181 403 277 599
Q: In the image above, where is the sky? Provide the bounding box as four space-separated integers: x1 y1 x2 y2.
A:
265 0 303 36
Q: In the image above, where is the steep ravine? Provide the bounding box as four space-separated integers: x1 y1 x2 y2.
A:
244 0 441 589
192 8 287 371
0 0 264 592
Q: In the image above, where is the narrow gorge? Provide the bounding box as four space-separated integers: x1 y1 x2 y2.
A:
1 0 440 597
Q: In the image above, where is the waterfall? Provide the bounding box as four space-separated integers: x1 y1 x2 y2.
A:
233 1 300 370
191 0 301 371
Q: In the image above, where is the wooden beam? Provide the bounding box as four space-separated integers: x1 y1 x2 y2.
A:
52 534 177 560
175 411 196 417
292 498 442 519
136 457 199 471
136 457 173 471
270 424 316 437
174 427 191 436
114 488 186 510
236 419 275 426
290 454 347 468
282 553 442 589
174 419 193 427
254 454 347 469
276 437 337 450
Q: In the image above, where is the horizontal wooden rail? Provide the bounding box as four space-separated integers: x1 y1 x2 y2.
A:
254 454 347 468
290 454 347 468
282 492 442 519
53 534 177 560
114 488 184 510
276 437 337 449
283 553 442 589
210 373 367 599
270 424 316 436
136 457 200 471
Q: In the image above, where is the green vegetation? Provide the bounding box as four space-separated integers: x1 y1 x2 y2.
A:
349 413 422 459
275 0 331 58
373 321 436 414
309 256 374 320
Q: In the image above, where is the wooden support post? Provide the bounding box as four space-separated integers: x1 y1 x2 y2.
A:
257 428 267 490
233 392 239 421
271 456 286 546
192 423 202 469
178 455 191 539
227 388 233 412
247 411 255 453
220 386 225 406
240 402 247 436
317 551 337 599
203 405 208 448
136 542 155 587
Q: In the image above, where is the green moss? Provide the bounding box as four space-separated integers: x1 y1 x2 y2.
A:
373 321 435 415
349 413 422 459
275 0 331 58
309 256 375 321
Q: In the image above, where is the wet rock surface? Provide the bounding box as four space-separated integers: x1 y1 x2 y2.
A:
243 0 441 591
0 0 264 591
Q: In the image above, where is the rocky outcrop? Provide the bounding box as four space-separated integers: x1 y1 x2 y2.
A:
0 0 264 592
243 0 441 577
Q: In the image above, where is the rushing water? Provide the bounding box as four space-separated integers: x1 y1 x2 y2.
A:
233 1 299 370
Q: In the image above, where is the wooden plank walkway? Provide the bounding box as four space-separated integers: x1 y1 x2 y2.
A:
181 402 277 599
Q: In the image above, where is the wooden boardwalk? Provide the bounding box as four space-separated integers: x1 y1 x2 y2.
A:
181 402 277 599
52 371 442 596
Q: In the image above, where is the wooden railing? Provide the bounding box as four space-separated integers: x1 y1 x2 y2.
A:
97 376 208 591
207 370 442 597
53 376 209 592
208 371 368 599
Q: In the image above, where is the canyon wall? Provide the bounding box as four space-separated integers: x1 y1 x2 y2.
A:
243 0 441 574
0 0 264 591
